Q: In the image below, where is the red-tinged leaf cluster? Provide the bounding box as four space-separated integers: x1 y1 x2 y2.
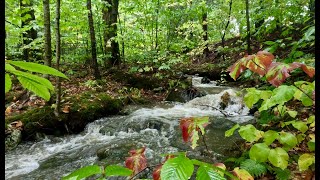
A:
179 117 209 149
125 147 147 176
228 51 315 87
152 155 175 180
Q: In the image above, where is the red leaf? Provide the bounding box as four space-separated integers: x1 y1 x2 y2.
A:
289 62 315 78
179 117 194 142
125 147 147 176
152 155 175 180
266 62 291 87
227 57 249 80
246 51 274 76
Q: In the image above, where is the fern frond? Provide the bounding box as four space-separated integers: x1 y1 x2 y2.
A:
240 159 267 177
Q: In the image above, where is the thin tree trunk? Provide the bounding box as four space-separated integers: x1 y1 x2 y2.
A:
202 1 209 58
245 0 251 54
20 0 37 61
87 0 101 79
118 14 125 61
155 0 159 51
54 0 61 118
43 0 52 67
221 0 233 61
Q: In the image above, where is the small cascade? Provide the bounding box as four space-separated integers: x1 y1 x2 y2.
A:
5 79 253 179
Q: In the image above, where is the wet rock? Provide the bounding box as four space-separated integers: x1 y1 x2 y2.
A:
165 87 205 102
201 76 211 84
219 91 230 109
5 128 22 151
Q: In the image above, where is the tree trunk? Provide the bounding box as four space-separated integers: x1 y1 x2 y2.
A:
308 0 315 24
20 0 37 61
43 0 52 67
245 0 251 54
155 0 159 51
102 0 120 66
87 0 101 80
202 2 209 58
221 0 233 61
54 0 61 118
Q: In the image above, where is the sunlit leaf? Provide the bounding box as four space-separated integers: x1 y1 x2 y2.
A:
263 130 279 146
5 73 12 93
298 154 315 171
104 165 132 177
225 124 240 137
249 143 270 162
17 76 51 101
160 155 194 180
238 124 264 143
268 148 289 170
232 167 253 180
278 132 298 150
196 165 226 180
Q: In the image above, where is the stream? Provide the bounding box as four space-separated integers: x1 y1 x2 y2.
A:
5 77 254 180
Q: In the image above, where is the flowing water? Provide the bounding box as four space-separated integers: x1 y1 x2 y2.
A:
5 77 253 180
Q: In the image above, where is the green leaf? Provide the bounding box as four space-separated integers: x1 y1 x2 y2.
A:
298 154 315 171
278 132 298 150
263 130 279 146
17 76 51 101
287 111 297 118
296 134 306 144
5 63 16 72
62 165 102 180
290 121 308 133
244 88 260 108
238 125 264 143
307 134 315 151
249 143 270 162
268 148 289 170
104 165 133 177
240 159 267 177
160 156 194 180
8 60 69 79
10 70 54 91
307 115 315 124
5 73 12 93
259 85 295 112
196 165 226 180
225 124 240 137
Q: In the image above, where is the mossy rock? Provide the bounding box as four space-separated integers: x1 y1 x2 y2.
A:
5 92 124 142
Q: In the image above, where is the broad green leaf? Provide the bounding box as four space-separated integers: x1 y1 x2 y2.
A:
10 70 54 91
263 130 279 146
294 90 313 106
291 121 308 133
307 115 315 124
225 124 240 137
8 60 69 79
5 63 16 72
196 165 226 180
17 76 51 101
249 143 270 162
298 154 315 171
238 125 264 143
5 73 12 93
62 165 102 180
105 165 132 177
161 156 194 180
268 148 289 170
244 88 260 108
260 91 272 100
287 111 297 118
259 85 295 112
278 132 298 150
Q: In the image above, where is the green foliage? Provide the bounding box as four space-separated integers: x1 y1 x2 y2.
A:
268 148 289 170
104 165 133 176
240 159 267 177
62 165 102 180
298 153 315 171
273 168 291 180
224 124 239 137
196 165 226 180
249 143 270 162
238 124 264 143
5 60 68 101
160 155 194 180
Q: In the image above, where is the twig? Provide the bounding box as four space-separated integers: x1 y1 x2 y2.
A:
129 164 158 180
192 103 229 117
